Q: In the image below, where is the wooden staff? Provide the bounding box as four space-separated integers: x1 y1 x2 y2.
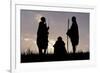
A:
67 18 69 53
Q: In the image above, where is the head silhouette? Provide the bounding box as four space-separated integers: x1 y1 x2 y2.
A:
41 17 46 22
58 36 62 41
72 16 76 22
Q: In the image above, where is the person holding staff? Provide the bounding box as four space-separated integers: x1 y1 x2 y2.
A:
37 17 49 54
66 16 79 54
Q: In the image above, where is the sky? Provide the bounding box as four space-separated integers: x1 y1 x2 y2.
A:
21 10 89 54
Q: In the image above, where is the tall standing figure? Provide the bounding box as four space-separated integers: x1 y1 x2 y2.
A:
37 17 49 54
66 16 79 53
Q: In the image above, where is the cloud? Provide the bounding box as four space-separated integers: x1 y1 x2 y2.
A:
34 14 43 22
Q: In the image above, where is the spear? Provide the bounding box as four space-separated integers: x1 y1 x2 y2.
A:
67 18 69 53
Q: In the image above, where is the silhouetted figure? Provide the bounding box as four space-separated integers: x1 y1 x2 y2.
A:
53 36 66 56
37 17 49 54
66 16 79 54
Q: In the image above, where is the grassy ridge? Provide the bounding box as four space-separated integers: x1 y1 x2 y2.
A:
21 52 89 63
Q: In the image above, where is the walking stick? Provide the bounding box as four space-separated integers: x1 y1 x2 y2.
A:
67 18 69 53
46 18 49 54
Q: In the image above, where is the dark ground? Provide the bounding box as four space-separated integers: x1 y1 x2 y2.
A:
21 52 89 63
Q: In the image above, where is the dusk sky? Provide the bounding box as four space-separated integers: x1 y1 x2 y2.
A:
21 10 89 54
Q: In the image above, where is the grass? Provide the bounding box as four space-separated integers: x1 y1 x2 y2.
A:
21 52 89 63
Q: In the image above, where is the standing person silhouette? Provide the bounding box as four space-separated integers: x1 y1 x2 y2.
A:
37 17 49 55
66 16 79 54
